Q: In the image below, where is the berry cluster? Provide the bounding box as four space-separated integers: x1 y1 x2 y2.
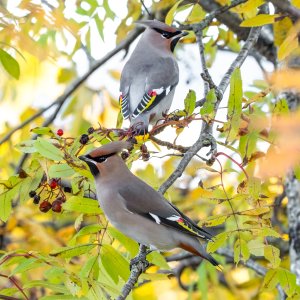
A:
29 178 70 213
140 144 150 161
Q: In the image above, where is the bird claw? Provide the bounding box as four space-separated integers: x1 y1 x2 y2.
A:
129 256 149 272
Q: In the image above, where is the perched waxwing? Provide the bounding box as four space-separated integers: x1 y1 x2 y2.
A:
79 141 222 270
119 20 188 135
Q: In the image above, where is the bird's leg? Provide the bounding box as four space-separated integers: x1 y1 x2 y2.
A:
129 244 150 272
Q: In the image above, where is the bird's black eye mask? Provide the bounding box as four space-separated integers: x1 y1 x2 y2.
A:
79 152 116 177
86 152 116 163
153 28 182 39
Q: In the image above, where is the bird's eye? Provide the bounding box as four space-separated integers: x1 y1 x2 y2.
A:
162 32 169 38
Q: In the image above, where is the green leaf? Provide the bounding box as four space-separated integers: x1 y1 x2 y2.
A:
50 243 97 258
34 138 63 161
48 164 75 178
264 245 281 268
31 127 54 136
234 239 250 263
294 164 300 180
274 98 289 115
197 263 208 300
18 159 43 203
68 224 103 246
57 68 75 83
107 227 139 257
262 269 279 291
147 251 170 269
261 228 280 238
184 89 196 116
0 48 20 79
103 0 115 19
187 4 205 23
248 177 261 199
15 140 37 154
207 232 229 253
165 0 184 25
200 88 217 120
278 269 297 296
101 244 130 283
63 196 102 215
227 68 242 141
24 280 68 294
0 185 20 222
79 255 99 278
201 215 229 227
240 14 279 27
10 258 40 276
247 239 265 256
95 15 104 40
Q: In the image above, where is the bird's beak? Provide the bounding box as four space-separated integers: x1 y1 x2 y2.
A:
79 155 96 165
180 31 189 37
79 155 99 177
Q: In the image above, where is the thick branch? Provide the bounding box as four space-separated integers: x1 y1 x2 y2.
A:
268 0 300 19
0 28 141 146
116 245 148 300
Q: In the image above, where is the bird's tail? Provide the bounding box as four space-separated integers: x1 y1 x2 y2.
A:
179 241 223 272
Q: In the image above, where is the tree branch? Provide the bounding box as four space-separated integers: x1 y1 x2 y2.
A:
267 0 300 19
116 245 149 300
0 28 142 147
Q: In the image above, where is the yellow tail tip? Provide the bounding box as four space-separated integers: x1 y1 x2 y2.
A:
215 265 224 272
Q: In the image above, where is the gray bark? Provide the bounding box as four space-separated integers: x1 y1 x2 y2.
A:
285 174 300 285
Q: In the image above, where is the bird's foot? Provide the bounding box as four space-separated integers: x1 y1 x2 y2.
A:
129 244 150 272
129 256 149 272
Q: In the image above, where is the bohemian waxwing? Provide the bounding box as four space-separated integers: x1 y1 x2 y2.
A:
79 141 222 270
119 20 188 135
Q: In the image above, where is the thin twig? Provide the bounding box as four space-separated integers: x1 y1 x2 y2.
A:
150 136 189 153
140 0 151 16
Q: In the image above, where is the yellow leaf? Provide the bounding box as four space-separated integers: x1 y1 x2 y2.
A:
165 0 184 25
239 207 270 216
274 17 293 47
278 24 299 61
292 0 300 9
232 0 264 18
108 70 121 81
240 14 279 27
215 0 230 5
186 4 205 23
269 69 300 90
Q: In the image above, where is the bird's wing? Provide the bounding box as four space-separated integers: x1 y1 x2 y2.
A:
118 179 213 242
119 57 179 120
130 85 175 120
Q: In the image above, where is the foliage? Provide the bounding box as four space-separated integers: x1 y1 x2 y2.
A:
0 0 300 299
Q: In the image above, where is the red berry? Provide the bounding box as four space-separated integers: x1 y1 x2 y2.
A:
57 129 64 136
52 199 63 213
39 201 52 213
49 179 58 189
